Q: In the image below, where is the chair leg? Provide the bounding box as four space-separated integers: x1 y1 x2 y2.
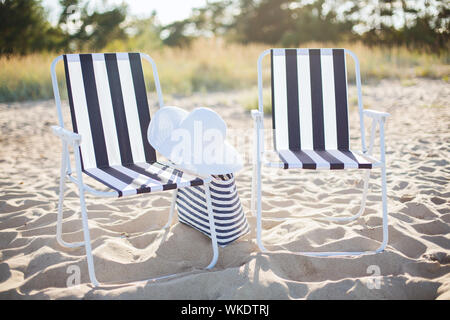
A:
251 164 257 216
163 189 178 229
204 182 219 269
56 143 98 285
376 164 389 252
72 147 99 287
77 182 99 286
255 160 267 252
375 121 389 252
56 143 84 248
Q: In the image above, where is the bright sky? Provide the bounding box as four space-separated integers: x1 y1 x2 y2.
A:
42 0 208 25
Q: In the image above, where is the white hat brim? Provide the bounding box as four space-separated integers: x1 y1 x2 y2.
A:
148 106 243 176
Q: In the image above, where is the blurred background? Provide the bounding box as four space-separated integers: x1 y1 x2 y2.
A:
0 0 448 103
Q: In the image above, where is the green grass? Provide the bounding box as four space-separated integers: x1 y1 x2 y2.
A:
0 53 66 102
1 39 449 103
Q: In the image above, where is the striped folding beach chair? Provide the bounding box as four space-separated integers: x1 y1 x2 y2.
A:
251 48 390 256
50 53 220 286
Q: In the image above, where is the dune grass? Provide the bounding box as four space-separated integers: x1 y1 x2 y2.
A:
0 53 61 102
0 39 448 103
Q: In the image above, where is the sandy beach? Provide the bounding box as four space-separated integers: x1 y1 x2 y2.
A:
0 78 449 299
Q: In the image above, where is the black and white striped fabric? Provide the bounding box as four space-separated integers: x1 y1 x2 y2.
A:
63 53 203 196
176 174 249 247
269 48 372 170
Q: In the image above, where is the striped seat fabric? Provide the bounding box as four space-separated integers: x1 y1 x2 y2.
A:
63 53 203 196
176 174 249 247
84 162 203 197
269 48 373 170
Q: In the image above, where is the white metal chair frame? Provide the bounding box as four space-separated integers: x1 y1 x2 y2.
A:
50 53 219 287
251 49 390 257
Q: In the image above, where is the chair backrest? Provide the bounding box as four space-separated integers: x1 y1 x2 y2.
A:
270 48 350 152
63 53 157 170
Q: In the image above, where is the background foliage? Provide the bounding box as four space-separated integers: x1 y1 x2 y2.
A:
0 0 448 102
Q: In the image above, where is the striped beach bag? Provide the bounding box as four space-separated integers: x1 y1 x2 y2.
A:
176 174 249 247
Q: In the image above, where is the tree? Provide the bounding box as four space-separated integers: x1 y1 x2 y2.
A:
161 19 195 47
280 0 356 46
0 0 65 56
58 0 127 51
356 0 449 52
226 0 355 45
104 14 163 52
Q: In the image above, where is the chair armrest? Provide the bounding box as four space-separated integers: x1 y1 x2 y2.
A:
363 110 389 159
51 125 82 145
251 109 264 122
363 109 390 122
251 110 264 162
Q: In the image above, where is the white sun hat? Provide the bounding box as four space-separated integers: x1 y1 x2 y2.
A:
147 106 243 176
